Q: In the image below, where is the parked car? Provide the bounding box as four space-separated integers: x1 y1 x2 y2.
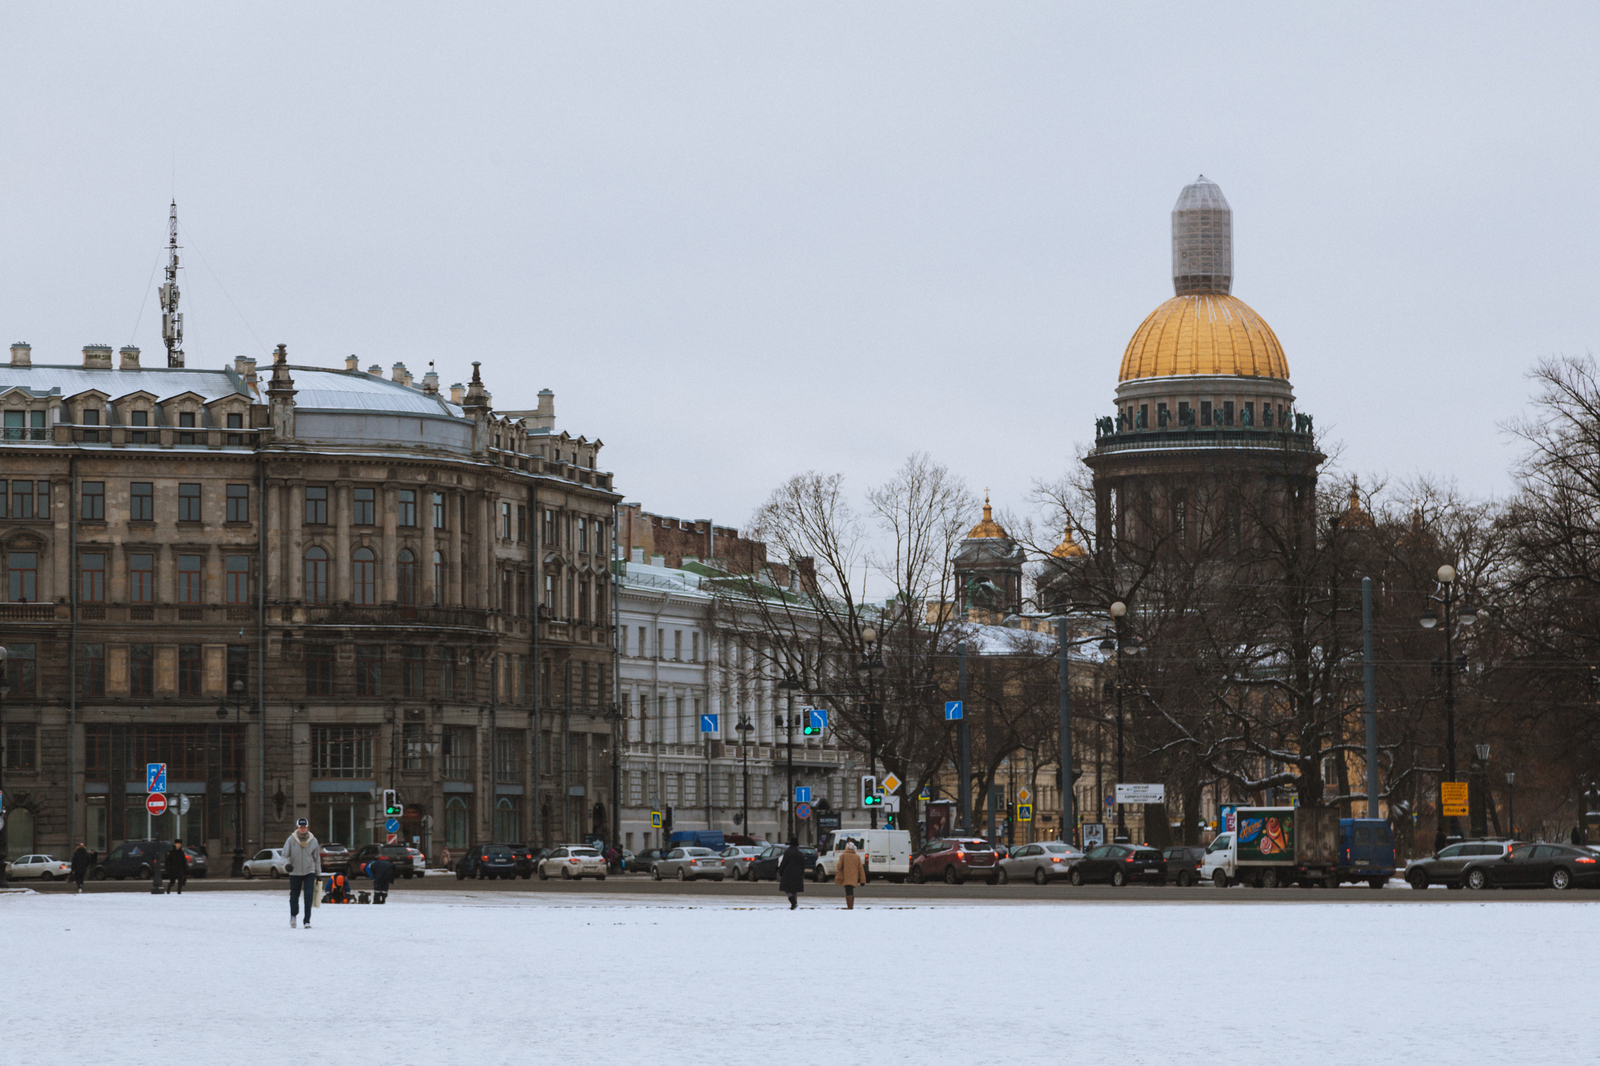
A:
619 848 636 872
720 845 767 880
318 842 350 875
241 847 289 879
1462 842 1600 890
651 847 726 881
406 847 426 874
92 840 174 881
1068 844 1168 887
1405 840 1515 889
457 843 519 880
626 849 665 874
992 844 1012 860
5 854 72 880
1330 818 1396 888
538 844 608 880
348 844 418 879
746 844 815 882
997 841 1083 884
909 838 999 884
508 844 537 878
1163 845 1206 887
183 846 209 879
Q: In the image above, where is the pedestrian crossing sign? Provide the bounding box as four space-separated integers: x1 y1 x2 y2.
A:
650 811 662 828
1017 803 1033 822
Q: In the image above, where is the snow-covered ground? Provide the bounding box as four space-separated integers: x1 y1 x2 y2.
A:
8 889 1595 1064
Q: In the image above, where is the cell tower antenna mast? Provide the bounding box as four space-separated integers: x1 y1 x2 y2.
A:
159 200 184 367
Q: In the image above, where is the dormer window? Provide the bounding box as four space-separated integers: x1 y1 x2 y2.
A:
226 411 244 446
82 409 101 442
130 409 149 444
178 411 196 445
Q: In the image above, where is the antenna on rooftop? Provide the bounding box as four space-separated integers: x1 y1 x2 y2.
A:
159 200 184 367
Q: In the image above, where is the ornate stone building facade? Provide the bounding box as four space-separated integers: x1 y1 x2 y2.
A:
0 342 619 864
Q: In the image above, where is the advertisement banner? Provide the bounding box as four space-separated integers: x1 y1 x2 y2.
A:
1235 810 1294 862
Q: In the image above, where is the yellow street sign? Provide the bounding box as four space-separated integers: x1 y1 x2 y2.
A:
1440 782 1468 818
1018 786 1032 803
881 773 901 793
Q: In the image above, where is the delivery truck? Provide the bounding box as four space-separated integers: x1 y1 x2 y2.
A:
812 828 913 882
1200 806 1339 888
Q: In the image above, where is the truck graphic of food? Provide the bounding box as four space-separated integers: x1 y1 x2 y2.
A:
1236 811 1294 862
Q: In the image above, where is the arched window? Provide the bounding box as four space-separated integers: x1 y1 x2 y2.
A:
304 547 328 605
445 795 468 850
397 549 417 612
353 547 376 605
494 796 519 843
432 551 445 606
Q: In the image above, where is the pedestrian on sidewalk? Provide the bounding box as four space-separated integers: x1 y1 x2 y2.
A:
164 840 189 894
283 819 322 929
834 841 866 909
70 843 91 891
440 845 452 873
369 856 396 903
778 837 806 910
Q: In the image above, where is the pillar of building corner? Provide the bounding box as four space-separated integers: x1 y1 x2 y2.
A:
381 484 399 603
421 502 437 606
286 482 304 602
334 482 352 597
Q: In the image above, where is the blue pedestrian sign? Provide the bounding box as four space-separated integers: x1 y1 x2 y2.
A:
146 763 167 793
795 786 811 804
944 701 964 721
385 818 401 834
919 786 931 801
808 708 827 731
700 714 718 733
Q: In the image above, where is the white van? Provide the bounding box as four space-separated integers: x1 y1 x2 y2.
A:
812 828 913 883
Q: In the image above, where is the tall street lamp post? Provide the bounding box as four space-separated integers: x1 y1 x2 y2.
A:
216 677 256 876
1099 601 1135 842
1472 743 1490 838
857 628 886 829
1504 771 1515 839
775 672 802 842
0 645 9 888
1419 564 1485 841
735 714 754 836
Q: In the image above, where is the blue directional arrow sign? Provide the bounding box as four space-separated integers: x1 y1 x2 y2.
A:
795 786 811 804
386 818 401 834
700 714 718 733
808 708 827 731
944 701 964 721
146 762 167 793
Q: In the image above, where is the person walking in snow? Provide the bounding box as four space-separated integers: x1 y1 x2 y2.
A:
834 841 866 909
164 840 189 894
283 819 322 929
70 843 91 891
368 855 396 903
440 845 452 873
777 837 807 910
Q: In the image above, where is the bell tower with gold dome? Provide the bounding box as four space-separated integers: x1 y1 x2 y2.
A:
1084 177 1322 559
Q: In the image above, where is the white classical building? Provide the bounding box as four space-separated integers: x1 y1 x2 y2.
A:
614 550 869 853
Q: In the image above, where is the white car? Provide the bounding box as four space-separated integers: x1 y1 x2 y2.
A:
537 845 607 880
242 848 290 878
6 854 72 881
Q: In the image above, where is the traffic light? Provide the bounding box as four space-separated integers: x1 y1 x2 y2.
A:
382 789 401 817
861 775 880 805
883 810 896 829
802 711 822 736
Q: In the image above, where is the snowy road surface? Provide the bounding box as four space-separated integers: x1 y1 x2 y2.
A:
8 889 1595 1065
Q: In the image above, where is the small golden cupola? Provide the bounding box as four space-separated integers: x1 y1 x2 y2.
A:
1051 523 1088 559
966 493 1008 540
955 492 1026 617
1340 482 1375 529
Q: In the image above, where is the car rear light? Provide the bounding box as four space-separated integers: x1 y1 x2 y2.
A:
1124 855 1135 863
956 851 965 859
570 858 581 863
1577 857 1596 864
1050 857 1061 862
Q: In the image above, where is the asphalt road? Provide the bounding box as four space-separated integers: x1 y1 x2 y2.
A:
18 872 1596 903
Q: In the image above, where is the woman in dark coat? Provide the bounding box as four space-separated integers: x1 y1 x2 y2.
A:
164 840 189 894
70 843 91 891
777 838 807 910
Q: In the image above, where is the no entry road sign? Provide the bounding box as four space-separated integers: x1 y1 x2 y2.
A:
795 802 812 821
146 793 168 816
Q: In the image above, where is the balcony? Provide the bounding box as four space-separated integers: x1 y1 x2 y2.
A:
1089 425 1320 457
0 602 62 622
296 604 494 630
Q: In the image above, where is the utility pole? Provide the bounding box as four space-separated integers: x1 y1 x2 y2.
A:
958 641 969 834
1363 577 1379 819
1057 617 1073 845
160 201 184 368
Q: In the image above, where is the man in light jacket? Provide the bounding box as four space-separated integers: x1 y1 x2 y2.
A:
283 819 322 929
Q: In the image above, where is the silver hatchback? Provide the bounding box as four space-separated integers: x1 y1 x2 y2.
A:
997 841 1084 884
651 847 726 882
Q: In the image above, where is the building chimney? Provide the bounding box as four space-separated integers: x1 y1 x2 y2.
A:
527 388 556 430
10 343 31 367
421 369 440 395
368 364 383 377
119 346 141 370
83 344 113 369
650 554 665 568
450 383 465 404
392 362 407 383
631 547 645 564
345 355 359 371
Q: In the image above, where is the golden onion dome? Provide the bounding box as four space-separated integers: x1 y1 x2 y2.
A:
966 495 1007 540
1118 292 1289 383
1051 524 1087 559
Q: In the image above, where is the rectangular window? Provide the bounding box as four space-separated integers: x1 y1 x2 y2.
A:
130 409 149 444
177 410 196 445
0 481 12 520
226 411 244 446
355 644 382 696
543 509 555 546
439 649 454 699
130 482 153 522
500 502 512 540
442 727 472 780
7 643 35 697
178 644 202 696
227 645 249 694
35 480 47 519
78 642 105 697
178 483 201 522
432 492 446 529
305 486 328 525
129 553 154 604
495 730 521 783
1222 401 1235 427
2 411 21 441
691 632 700 662
81 481 105 521
1200 400 1212 427
353 487 375 526
305 644 334 696
402 645 424 697
226 555 250 605
79 552 106 603
82 408 101 442
1243 401 1255 426
403 722 424 770
398 489 416 528
674 630 682 661
8 551 37 602
311 727 373 779
177 554 202 604
517 505 527 543
578 518 587 553
3 722 36 771
1178 401 1192 426
226 484 249 523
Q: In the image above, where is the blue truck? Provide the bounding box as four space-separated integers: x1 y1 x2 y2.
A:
668 830 726 852
1331 818 1395 888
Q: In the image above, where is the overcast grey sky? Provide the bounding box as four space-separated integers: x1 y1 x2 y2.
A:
3 3 1597 532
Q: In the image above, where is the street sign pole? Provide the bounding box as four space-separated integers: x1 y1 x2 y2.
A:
958 642 969 833
1057 617 1074 846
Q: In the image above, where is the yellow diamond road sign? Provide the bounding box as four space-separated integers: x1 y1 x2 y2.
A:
1018 786 1032 803
881 773 901 793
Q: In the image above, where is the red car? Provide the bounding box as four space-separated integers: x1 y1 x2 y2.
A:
909 837 999 885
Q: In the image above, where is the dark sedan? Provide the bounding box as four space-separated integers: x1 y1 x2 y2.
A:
746 844 816 882
627 848 666 874
1068 843 1167 887
183 846 209 878
509 844 537 879
1163 845 1206 886
456 843 519 880
348 844 417 879
1462 842 1600 891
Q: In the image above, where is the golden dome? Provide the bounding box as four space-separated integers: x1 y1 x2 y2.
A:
1118 293 1289 382
966 495 1007 540
1051 524 1087 559
1340 484 1374 529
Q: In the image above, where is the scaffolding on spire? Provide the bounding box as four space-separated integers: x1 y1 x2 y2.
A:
159 201 184 367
